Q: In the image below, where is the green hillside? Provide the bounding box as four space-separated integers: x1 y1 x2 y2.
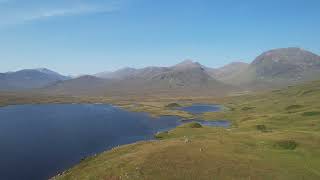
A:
53 80 320 180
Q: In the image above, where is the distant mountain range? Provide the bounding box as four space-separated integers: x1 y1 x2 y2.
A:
0 68 70 90
46 60 233 96
1 47 319 96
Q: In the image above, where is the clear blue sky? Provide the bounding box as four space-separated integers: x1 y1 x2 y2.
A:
0 0 319 75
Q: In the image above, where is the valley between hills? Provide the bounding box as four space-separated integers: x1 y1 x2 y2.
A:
1 47 320 179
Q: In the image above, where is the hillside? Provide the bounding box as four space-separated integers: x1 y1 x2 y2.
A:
252 48 320 80
44 75 113 96
46 60 236 96
0 68 69 90
206 62 249 82
225 48 320 88
150 60 216 88
54 80 320 180
95 67 170 80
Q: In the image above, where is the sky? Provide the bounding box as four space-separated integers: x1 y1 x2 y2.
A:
0 0 319 75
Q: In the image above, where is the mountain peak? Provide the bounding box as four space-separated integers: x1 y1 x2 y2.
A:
174 60 202 70
36 68 51 71
34 68 60 75
248 47 320 81
252 47 320 65
180 59 195 64
12 68 64 77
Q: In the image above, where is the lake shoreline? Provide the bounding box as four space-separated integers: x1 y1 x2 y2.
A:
0 103 228 180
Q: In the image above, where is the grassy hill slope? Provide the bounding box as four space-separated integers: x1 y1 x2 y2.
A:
53 80 320 180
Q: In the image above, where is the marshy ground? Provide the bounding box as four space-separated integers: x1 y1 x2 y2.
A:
2 81 320 180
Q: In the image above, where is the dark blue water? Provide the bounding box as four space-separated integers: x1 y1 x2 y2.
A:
0 104 183 180
177 104 222 114
0 104 228 180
